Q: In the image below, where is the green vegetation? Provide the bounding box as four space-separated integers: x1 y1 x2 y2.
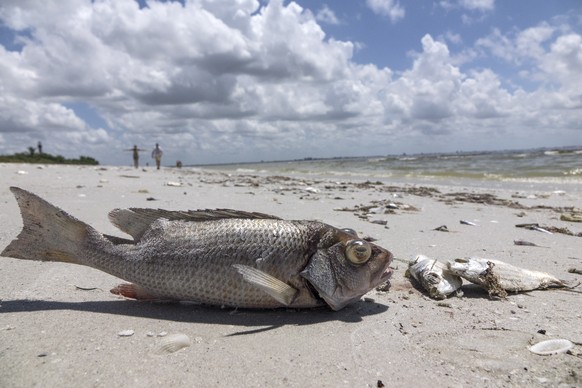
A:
0 151 99 165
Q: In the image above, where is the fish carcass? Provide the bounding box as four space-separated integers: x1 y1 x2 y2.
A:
1 187 393 311
406 255 463 299
448 257 569 298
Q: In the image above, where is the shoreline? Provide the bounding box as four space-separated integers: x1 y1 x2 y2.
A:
1 163 581 386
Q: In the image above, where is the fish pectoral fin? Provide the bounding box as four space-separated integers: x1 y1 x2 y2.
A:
232 265 298 306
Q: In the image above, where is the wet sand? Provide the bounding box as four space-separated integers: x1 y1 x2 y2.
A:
1 163 581 387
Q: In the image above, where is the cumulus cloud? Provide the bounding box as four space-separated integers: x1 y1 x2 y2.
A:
316 4 339 25
0 0 580 163
458 0 494 11
477 23 556 64
365 0 405 23
440 0 494 12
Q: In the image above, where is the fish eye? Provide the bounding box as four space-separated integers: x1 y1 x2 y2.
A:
345 239 372 265
341 228 358 237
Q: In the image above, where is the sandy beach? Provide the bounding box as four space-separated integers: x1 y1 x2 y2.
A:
1 163 581 387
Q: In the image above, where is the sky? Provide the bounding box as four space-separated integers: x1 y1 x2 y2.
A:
0 0 581 166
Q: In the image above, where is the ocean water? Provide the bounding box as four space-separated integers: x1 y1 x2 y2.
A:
204 147 582 192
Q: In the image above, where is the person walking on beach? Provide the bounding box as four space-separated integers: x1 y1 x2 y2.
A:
125 145 145 168
152 143 163 170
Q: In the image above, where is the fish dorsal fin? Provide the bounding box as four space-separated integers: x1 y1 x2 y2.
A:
233 264 298 306
108 208 281 241
183 209 282 221
108 209 159 241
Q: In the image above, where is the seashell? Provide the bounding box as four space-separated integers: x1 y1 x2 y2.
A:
166 181 182 187
154 333 191 355
117 329 135 337
528 339 574 355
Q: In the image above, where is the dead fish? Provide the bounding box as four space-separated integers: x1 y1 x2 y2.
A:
460 220 478 226
515 223 553 235
447 257 569 298
406 255 463 299
1 187 393 311
560 214 582 223
513 239 547 248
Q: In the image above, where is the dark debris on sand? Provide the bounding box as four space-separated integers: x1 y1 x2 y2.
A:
194 171 582 231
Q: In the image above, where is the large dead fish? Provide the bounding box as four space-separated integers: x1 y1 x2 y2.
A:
1 187 393 311
448 257 570 298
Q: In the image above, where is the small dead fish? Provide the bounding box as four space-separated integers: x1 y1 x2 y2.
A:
532 226 553 235
515 223 553 235
460 220 478 226
448 257 569 298
560 214 582 223
513 239 547 248
2 187 393 311
406 255 463 299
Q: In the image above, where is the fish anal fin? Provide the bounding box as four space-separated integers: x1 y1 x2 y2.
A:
232 264 298 306
110 283 170 302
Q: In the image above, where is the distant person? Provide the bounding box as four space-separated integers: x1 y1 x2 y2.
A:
38 141 43 154
125 145 145 168
152 143 163 170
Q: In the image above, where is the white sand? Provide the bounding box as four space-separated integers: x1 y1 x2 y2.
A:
1 163 581 387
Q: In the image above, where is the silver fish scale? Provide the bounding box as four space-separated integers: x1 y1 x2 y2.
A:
97 217 324 308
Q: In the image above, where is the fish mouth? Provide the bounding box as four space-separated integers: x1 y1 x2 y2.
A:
373 266 393 288
374 251 394 285
380 267 393 282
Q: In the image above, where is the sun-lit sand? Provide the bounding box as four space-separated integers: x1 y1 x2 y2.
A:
1 163 581 386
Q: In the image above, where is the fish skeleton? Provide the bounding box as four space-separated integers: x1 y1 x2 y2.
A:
406 255 463 299
447 257 568 298
1 187 393 311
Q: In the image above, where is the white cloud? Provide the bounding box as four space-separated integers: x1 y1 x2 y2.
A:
365 0 405 23
444 31 463 45
539 33 582 103
316 4 339 25
0 1 580 163
477 23 556 64
475 22 582 106
458 0 494 11
440 0 494 12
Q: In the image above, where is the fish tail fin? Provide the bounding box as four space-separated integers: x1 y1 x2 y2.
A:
2 187 97 264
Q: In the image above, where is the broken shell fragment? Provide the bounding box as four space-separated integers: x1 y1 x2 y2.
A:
528 339 574 355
